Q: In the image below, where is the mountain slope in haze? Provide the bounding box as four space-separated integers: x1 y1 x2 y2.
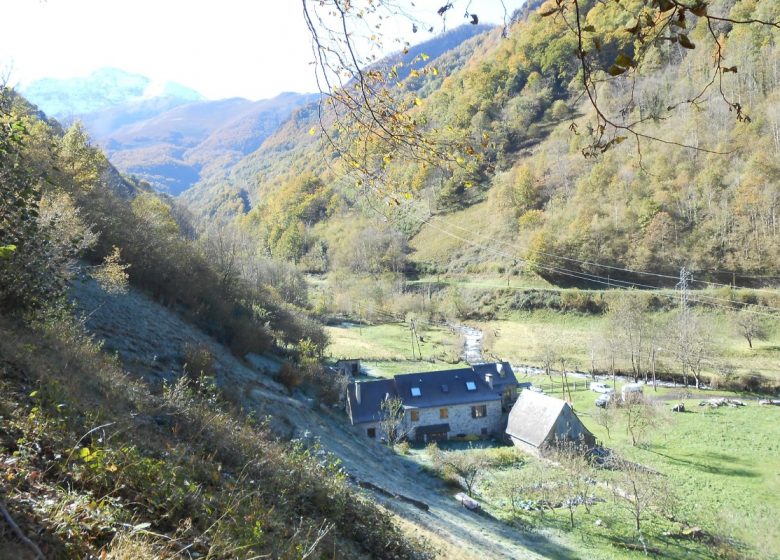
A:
21 67 203 119
100 92 318 195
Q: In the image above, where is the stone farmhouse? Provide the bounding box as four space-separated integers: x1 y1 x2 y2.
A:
346 362 519 442
505 390 595 456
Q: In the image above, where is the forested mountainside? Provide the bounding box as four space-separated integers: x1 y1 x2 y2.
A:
0 86 433 558
94 92 319 195
180 24 497 221
183 0 780 287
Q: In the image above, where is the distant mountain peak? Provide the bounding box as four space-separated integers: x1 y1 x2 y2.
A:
21 67 203 119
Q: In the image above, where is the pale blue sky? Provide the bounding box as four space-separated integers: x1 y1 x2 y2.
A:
1 0 512 100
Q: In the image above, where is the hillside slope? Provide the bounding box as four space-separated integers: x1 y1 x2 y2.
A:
70 276 569 559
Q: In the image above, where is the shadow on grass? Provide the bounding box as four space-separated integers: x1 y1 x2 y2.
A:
647 447 759 478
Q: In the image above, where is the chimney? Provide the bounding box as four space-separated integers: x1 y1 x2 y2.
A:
355 382 362 404
496 362 505 377
485 373 494 389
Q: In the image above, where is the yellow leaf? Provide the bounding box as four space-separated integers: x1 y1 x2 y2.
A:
308 127 317 136
107 464 118 472
414 97 422 106
432 67 438 75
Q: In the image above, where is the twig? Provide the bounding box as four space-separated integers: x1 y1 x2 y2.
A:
0 498 46 560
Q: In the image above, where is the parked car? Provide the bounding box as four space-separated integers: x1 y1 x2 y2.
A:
595 393 612 408
590 382 614 394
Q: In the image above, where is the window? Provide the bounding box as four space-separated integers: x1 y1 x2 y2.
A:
471 405 487 418
465 381 477 391
441 384 449 393
481 428 488 436
367 427 376 438
410 410 420 422
411 387 421 397
439 408 448 419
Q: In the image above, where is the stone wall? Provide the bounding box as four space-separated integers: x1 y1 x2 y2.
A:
407 400 504 438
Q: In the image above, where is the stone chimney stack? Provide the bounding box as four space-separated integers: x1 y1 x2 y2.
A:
355 382 362 404
496 362 505 377
485 373 494 390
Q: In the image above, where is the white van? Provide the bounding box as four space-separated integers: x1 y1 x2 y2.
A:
621 383 644 402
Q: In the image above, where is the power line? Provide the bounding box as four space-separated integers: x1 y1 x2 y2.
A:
409 212 780 318
410 208 780 295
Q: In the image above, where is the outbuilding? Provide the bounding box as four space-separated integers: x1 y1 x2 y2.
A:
505 390 595 456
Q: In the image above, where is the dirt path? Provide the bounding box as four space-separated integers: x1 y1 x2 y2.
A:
72 280 576 559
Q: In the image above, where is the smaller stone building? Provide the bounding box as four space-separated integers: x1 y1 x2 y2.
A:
506 390 595 456
346 362 518 442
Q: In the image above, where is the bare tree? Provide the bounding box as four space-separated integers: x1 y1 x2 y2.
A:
594 399 617 440
537 343 558 386
666 309 713 389
434 449 489 497
734 308 768 349
607 455 675 536
607 291 649 383
547 438 594 528
620 393 666 447
378 396 410 445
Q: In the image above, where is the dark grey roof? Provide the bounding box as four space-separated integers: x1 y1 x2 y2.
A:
472 361 518 390
415 423 450 436
395 365 508 409
346 362 518 425
347 378 396 424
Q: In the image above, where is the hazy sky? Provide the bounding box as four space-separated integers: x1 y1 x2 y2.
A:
1 0 511 100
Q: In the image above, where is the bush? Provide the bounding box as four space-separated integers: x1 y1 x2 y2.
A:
182 343 216 380
278 362 304 391
395 441 411 455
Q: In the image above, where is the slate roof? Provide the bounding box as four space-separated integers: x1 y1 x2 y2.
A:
505 390 569 448
395 367 501 408
347 378 396 424
473 361 517 392
346 362 518 425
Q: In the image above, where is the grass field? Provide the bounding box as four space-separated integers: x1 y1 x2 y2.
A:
473 309 780 382
325 321 466 377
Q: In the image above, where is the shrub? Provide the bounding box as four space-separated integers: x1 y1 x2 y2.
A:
183 343 216 380
278 362 304 391
395 441 411 455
